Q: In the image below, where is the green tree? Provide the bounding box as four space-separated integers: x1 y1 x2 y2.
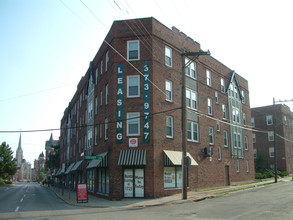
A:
45 144 60 170
0 142 17 180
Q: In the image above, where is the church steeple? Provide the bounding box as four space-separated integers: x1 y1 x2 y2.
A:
16 134 23 165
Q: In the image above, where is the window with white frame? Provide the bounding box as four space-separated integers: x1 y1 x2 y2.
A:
220 78 225 93
251 117 255 127
222 104 227 119
243 113 247 126
218 147 222 160
166 116 173 138
266 115 273 125
127 40 140 61
269 147 275 158
185 58 196 79
244 136 249 150
165 46 172 67
241 90 245 104
105 50 109 71
207 98 213 115
186 89 197 110
215 91 219 104
217 120 221 132
105 84 109 104
246 160 249 172
127 112 140 136
127 75 140 97
165 80 172 102
224 130 228 147
268 131 274 141
187 121 199 142
252 133 256 143
105 118 108 140
209 127 214 145
206 69 212 86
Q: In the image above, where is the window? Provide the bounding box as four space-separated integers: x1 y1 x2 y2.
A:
269 147 275 158
100 60 103 75
243 113 247 126
105 118 108 140
165 46 172 67
241 90 245 104
206 69 212 86
165 80 172 102
164 167 182 188
127 75 140 97
187 121 199 142
96 67 99 82
105 51 109 71
246 160 249 172
222 104 227 119
166 116 173 138
268 131 274 141
215 91 219 104
220 78 225 93
100 123 103 139
236 160 240 173
254 149 257 159
266 115 273 125
251 117 255 127
98 168 109 194
185 58 196 79
207 98 213 115
105 84 109 104
87 169 94 192
217 120 221 132
127 112 140 136
218 147 222 160
244 136 249 150
95 97 98 114
127 40 140 61
100 91 103 106
209 127 214 145
95 126 98 144
186 89 197 110
252 133 256 143
224 130 228 147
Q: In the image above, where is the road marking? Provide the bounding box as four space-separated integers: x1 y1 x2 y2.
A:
14 206 20 212
20 198 23 203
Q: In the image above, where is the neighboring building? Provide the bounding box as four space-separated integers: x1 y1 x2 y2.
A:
15 134 32 181
45 133 59 179
58 17 255 200
33 152 45 182
251 104 293 172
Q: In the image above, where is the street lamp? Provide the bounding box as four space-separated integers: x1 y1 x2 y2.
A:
273 98 293 183
181 50 210 200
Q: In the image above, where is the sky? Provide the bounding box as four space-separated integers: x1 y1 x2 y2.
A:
1 0 293 166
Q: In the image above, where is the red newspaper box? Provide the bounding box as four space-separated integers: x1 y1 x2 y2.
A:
76 183 88 203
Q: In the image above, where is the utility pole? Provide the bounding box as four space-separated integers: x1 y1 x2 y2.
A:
181 50 210 200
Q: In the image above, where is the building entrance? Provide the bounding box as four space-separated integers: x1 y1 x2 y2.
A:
123 168 144 198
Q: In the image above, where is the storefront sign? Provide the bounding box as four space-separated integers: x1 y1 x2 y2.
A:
76 183 88 203
129 138 138 147
116 63 124 144
142 61 151 144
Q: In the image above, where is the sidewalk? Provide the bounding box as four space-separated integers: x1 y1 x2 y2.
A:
46 177 292 209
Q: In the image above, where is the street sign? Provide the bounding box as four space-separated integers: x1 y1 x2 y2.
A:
84 155 103 160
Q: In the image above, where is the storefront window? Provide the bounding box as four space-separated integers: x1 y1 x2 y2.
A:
87 169 94 192
98 168 109 194
164 166 182 188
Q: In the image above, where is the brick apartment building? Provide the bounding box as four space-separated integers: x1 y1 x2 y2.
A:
57 17 255 200
251 104 293 172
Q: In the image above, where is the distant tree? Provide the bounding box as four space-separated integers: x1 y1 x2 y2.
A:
45 144 60 170
0 142 17 180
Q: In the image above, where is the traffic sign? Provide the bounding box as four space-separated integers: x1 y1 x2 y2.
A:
84 155 103 160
